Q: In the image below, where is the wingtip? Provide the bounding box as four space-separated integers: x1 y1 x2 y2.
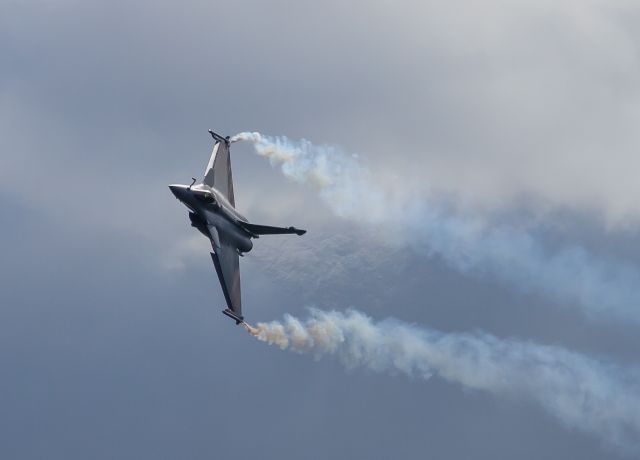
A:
286 226 307 236
222 308 244 325
208 129 229 144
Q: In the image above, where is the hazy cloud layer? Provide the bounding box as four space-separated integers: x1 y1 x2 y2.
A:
3 0 640 227
1 1 640 459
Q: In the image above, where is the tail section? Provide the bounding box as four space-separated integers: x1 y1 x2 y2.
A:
240 222 306 237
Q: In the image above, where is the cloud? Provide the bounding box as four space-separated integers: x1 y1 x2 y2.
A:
1 0 639 458
3 0 640 227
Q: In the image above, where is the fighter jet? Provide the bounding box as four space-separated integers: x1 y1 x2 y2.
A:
169 130 306 325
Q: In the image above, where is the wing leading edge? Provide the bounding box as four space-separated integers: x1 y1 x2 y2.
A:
209 233 242 322
203 138 235 206
208 223 241 321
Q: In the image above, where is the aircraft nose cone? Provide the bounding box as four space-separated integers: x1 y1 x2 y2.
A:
169 184 187 200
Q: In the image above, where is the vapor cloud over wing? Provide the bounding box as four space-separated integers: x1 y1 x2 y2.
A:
232 132 640 323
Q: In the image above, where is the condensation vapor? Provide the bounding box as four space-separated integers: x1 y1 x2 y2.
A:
232 132 640 322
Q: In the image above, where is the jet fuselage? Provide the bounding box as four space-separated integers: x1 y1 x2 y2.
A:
170 131 306 324
169 183 253 253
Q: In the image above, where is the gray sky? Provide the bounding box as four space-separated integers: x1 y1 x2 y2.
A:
2 0 640 458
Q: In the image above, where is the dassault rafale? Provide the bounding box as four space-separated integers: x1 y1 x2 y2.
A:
169 130 306 325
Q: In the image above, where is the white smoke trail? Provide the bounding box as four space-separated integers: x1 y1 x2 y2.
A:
245 308 640 454
232 132 640 322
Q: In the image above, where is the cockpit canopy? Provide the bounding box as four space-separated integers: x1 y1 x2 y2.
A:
194 190 216 204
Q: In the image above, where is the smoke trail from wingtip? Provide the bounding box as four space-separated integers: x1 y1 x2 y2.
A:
245 308 640 454
232 132 640 322
231 131 386 221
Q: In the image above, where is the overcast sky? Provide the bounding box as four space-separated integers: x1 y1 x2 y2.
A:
2 1 640 459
